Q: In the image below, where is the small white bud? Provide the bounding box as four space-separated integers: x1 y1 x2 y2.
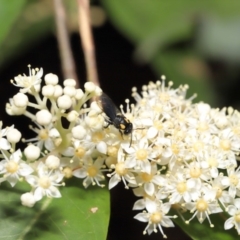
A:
84 82 96 92
75 89 84 100
53 85 63 98
49 128 60 138
147 127 158 139
63 86 76 97
63 79 76 87
67 110 79 122
7 128 22 143
21 192 36 207
88 110 99 117
85 115 104 130
42 85 55 97
57 95 72 109
36 109 52 125
72 125 86 139
90 101 102 113
45 155 60 169
6 102 26 115
13 93 28 108
45 73 59 85
95 86 102 96
24 145 41 161
97 141 107 154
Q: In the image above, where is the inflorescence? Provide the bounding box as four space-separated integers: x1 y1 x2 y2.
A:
1 66 240 237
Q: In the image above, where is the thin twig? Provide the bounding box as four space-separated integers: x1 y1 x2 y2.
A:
53 0 79 87
77 0 100 86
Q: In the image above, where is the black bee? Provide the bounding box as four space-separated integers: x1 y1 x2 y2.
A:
98 93 133 144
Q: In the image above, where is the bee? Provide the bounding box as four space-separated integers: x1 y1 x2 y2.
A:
98 93 133 145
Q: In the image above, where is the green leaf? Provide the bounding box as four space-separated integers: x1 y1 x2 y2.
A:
173 211 238 240
101 0 240 103
0 179 109 240
101 0 240 48
0 1 55 68
0 0 27 48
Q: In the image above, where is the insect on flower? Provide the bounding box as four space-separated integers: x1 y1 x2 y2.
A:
98 93 133 146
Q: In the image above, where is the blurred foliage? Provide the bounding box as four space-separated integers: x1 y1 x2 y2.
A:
0 0 54 68
0 179 109 240
172 208 238 240
101 0 240 104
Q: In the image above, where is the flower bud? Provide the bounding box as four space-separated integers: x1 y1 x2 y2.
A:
84 82 96 92
64 79 76 87
63 86 76 97
72 125 86 139
24 145 41 161
7 128 22 143
45 155 60 169
67 111 79 122
42 85 55 97
13 93 28 108
57 95 72 109
36 109 52 125
75 89 84 100
21 192 36 207
53 85 63 98
45 73 59 85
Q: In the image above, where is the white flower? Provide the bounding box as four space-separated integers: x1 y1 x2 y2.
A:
224 198 240 234
134 198 175 238
12 66 43 93
107 153 136 189
158 170 201 204
221 167 240 198
185 190 222 226
0 123 13 150
123 138 156 174
0 149 33 187
73 157 105 188
26 123 56 151
135 165 166 196
25 162 64 201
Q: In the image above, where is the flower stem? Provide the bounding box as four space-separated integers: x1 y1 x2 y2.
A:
77 0 100 86
53 0 79 87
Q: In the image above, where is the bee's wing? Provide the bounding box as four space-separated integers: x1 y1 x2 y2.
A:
98 93 120 121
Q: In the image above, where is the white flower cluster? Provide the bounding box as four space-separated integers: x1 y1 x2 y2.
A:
2 67 240 237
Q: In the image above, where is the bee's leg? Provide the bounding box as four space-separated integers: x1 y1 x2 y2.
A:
104 120 112 129
118 130 124 139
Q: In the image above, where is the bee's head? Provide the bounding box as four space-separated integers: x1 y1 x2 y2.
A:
124 122 133 135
